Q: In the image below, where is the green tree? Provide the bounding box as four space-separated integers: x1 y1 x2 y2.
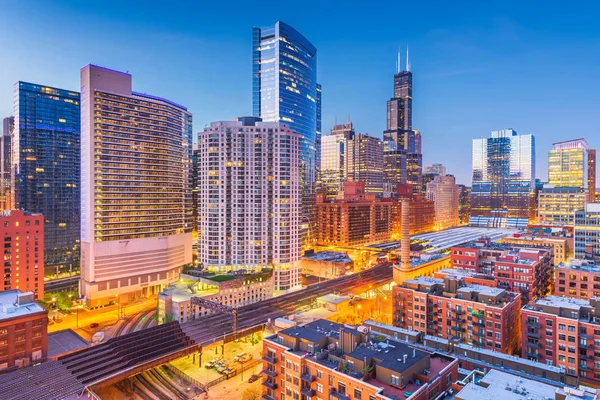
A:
242 387 261 400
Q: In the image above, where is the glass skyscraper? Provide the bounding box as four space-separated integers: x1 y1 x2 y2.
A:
13 82 80 277
252 21 319 224
470 129 535 228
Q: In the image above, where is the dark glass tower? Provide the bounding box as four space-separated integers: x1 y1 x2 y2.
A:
14 82 80 277
1 117 13 210
253 21 318 228
315 83 322 173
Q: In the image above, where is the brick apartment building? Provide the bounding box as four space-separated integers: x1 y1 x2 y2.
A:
522 296 600 384
554 259 600 300
0 210 44 300
392 276 522 354
262 319 458 400
450 238 553 303
0 290 48 370
499 233 572 264
389 184 435 237
315 182 393 247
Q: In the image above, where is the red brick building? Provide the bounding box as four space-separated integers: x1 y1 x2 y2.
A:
392 276 522 354
0 210 44 300
262 319 458 400
0 290 48 370
389 184 435 237
554 259 600 300
450 238 553 303
522 296 600 384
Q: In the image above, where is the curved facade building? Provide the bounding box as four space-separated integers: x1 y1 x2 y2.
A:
252 21 318 224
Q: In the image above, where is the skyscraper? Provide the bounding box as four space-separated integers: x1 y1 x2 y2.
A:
426 174 460 230
548 139 590 188
458 184 471 225
470 129 535 228
346 133 384 196
315 83 322 172
319 121 354 200
80 65 193 307
424 163 446 176
13 82 80 277
588 149 596 203
252 21 319 225
1 117 13 210
197 117 301 294
383 50 422 194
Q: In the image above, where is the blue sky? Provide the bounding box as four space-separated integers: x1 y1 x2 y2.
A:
1 1 599 185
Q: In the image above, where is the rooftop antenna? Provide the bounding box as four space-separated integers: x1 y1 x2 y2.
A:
406 46 410 72
347 114 350 123
397 48 401 74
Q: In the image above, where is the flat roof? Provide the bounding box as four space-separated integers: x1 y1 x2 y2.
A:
303 251 352 263
531 295 591 311
457 284 506 297
456 369 558 400
317 294 350 304
47 330 89 358
347 339 429 375
0 291 45 320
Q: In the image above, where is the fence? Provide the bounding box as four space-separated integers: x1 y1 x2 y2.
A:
167 358 263 391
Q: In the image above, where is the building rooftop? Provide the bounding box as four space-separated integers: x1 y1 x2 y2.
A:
47 330 89 358
527 295 591 312
302 251 352 263
556 259 600 273
456 369 560 400
435 268 495 281
0 291 45 321
317 294 351 305
347 339 429 375
457 284 506 298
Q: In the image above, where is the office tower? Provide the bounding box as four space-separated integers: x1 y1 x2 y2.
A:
315 84 322 172
424 163 446 176
548 139 590 188
522 296 600 378
426 174 460 230
198 117 301 294
458 185 471 225
538 186 586 225
191 144 200 259
315 182 392 247
574 203 600 259
80 65 193 307
1 117 13 210
319 122 354 200
253 21 318 224
13 82 80 277
588 149 596 202
470 129 535 228
0 210 44 300
383 51 422 195
346 133 384 195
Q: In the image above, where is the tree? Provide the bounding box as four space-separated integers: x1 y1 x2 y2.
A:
242 387 261 400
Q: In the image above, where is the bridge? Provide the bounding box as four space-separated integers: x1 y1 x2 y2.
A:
0 264 393 400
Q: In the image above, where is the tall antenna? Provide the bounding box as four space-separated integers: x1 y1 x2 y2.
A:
406 46 410 72
397 48 401 74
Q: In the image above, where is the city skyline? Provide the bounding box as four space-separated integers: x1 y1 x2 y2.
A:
1 2 599 185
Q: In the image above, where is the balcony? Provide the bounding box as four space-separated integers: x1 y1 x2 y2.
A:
526 321 540 328
330 390 351 400
262 355 278 364
580 364 591 371
451 326 466 332
525 352 540 359
301 373 316 383
527 342 541 350
262 395 275 400
262 369 277 378
473 321 485 327
579 353 594 361
452 309 465 315
578 343 594 350
525 331 540 338
301 388 316 397
263 380 278 390
473 330 485 337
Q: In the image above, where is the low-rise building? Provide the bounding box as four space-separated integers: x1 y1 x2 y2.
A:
451 238 554 302
316 294 351 312
301 251 354 279
262 319 458 400
499 233 572 264
455 369 598 400
392 276 522 354
555 259 600 300
522 296 600 383
158 270 273 323
0 290 48 370
574 202 600 259
433 268 497 288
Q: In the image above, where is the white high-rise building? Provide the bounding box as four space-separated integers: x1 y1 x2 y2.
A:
426 174 460 230
198 117 302 294
80 65 193 307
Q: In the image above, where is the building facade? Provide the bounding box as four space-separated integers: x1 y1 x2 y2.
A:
300 251 353 279
522 296 600 382
574 203 600 259
537 186 586 226
588 149 596 202
392 276 522 354
262 319 458 400
253 21 319 225
318 122 354 200
346 133 384 196
1 117 13 210
80 65 193 307
13 82 80 277
390 184 435 237
426 175 460 230
0 290 48 370
315 181 392 247
424 164 446 176
197 117 301 294
548 139 590 189
554 260 600 300
470 129 535 228
499 234 572 264
458 185 471 225
0 210 44 300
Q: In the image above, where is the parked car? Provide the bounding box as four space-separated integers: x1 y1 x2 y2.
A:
205 358 220 369
240 353 253 363
216 364 228 374
248 375 259 383
233 352 246 362
222 367 235 377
